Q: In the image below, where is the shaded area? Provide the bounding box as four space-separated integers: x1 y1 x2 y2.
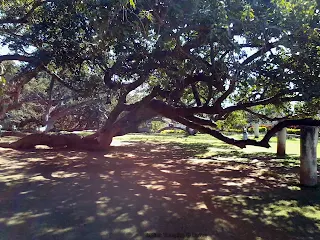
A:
0 138 319 240
0 133 103 151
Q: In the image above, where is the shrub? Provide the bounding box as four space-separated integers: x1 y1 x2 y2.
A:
150 121 166 132
259 126 267 133
227 128 243 133
287 128 300 135
248 126 267 133
160 129 185 134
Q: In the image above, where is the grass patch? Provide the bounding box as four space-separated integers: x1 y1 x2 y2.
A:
115 133 320 161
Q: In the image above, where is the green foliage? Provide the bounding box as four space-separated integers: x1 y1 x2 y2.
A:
293 100 320 118
160 129 185 134
248 104 293 122
217 111 248 131
150 120 166 132
287 128 301 135
0 76 5 95
129 0 136 9
247 126 268 134
225 128 243 133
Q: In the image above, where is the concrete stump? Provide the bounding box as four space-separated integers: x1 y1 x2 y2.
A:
277 127 286 157
300 126 318 186
253 123 259 138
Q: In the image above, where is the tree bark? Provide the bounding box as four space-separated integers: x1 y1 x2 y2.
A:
0 105 157 151
0 133 103 151
300 126 318 187
39 119 55 132
277 127 286 157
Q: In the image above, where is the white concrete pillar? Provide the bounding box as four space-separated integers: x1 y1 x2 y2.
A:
253 123 259 138
300 126 318 186
277 127 286 157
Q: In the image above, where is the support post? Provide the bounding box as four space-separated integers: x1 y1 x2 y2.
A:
253 123 259 138
277 127 286 157
300 126 318 187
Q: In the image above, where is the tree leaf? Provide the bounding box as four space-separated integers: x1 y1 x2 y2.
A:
129 0 136 9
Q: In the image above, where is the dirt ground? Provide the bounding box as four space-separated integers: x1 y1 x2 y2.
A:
0 137 319 240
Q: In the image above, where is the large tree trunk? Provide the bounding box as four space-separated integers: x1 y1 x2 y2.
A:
0 99 157 151
0 110 156 151
38 119 55 132
0 133 104 151
98 129 118 149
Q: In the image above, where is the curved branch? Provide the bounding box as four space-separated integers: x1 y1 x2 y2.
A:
0 55 37 63
205 83 213 106
150 99 320 148
214 76 237 107
261 119 320 144
43 67 80 91
241 42 274 65
224 94 284 113
191 83 202 106
184 115 217 128
150 102 269 148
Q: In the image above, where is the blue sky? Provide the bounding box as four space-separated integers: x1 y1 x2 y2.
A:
0 44 10 55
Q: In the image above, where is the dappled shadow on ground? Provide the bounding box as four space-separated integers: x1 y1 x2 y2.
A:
0 139 319 240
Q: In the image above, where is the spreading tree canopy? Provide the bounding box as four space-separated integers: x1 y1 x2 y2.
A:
0 0 319 150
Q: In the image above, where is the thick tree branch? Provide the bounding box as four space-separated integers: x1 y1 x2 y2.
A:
125 74 149 93
151 99 320 148
191 83 202 106
241 42 274 65
149 99 222 116
184 115 217 128
224 94 284 113
43 67 80 91
261 119 320 144
205 84 213 106
49 99 101 122
149 100 269 148
214 76 237 107
0 55 37 63
123 87 160 111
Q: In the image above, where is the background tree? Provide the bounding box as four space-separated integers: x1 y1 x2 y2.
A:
0 0 319 150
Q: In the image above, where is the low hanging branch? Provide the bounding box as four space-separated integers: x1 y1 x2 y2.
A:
262 119 320 143
0 133 102 151
0 55 37 63
149 99 320 149
184 115 217 128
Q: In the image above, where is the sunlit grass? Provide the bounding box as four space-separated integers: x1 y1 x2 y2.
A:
114 133 319 160
114 133 320 232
